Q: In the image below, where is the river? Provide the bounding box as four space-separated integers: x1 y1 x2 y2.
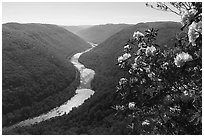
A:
3 45 96 132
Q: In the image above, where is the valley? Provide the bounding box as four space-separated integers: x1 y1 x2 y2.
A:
2 2 202 135
3 45 96 133
3 21 186 135
2 23 91 128
63 23 132 44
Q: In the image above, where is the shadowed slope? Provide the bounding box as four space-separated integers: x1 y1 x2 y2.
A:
2 23 91 127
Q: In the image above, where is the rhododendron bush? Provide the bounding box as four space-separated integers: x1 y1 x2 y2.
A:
114 2 202 135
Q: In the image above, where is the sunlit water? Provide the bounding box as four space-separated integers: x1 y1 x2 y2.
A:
3 45 95 131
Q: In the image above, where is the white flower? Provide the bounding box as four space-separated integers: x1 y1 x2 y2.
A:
113 105 125 110
142 120 150 126
183 90 189 96
181 9 197 25
119 78 128 85
193 21 202 34
133 31 144 40
118 53 131 63
123 53 131 60
188 21 202 46
132 63 137 70
128 102 136 110
124 44 130 49
170 105 181 113
174 52 193 67
146 46 156 56
118 56 124 63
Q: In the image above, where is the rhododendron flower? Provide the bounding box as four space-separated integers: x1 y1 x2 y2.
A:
183 90 189 96
142 120 150 126
123 53 131 60
146 46 156 56
118 53 131 63
181 9 197 25
133 31 144 40
170 105 181 113
132 63 137 70
124 44 130 49
128 102 136 110
174 52 193 67
113 105 125 110
118 56 124 63
193 21 202 34
119 78 128 85
188 21 202 46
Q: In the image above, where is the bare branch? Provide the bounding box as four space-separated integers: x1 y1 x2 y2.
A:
146 2 181 16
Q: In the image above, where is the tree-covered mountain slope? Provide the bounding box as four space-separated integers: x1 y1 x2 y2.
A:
79 22 182 91
2 23 91 127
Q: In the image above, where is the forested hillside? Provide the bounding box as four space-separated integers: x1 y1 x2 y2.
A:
2 23 91 127
79 22 182 91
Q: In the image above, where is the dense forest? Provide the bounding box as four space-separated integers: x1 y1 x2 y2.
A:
2 23 91 127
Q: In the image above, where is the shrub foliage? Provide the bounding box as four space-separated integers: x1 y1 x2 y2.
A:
114 2 202 135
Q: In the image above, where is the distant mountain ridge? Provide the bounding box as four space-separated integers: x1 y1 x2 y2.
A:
62 25 93 34
63 23 133 44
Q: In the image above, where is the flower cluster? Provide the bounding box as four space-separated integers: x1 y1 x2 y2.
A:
119 78 128 86
128 102 136 110
145 45 156 56
181 9 197 25
118 53 131 63
181 7 202 47
142 119 150 126
174 52 193 67
133 31 144 40
188 21 202 46
115 2 202 135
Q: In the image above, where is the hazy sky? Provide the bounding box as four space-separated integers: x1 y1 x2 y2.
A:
2 2 181 25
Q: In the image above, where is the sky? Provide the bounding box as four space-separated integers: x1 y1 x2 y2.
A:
2 2 181 26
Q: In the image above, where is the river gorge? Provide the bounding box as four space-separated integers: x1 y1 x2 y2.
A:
3 45 96 132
